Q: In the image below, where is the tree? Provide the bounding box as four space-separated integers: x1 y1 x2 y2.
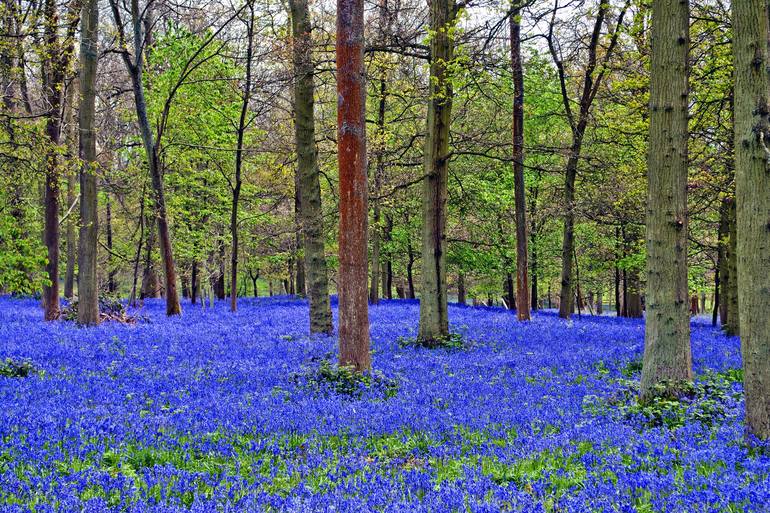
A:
640 0 692 401
336 0 370 371
41 0 78 320
290 0 333 333
109 0 181 316
510 3 529 321
418 0 457 342
77 0 100 325
732 0 770 439
549 0 627 319
63 82 77 300
230 0 255 313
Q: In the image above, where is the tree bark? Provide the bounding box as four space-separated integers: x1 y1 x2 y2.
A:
716 197 729 325
230 0 255 313
337 0 370 370
64 80 77 300
505 272 515 310
383 214 393 299
457 272 466 305
407 240 415 299
140 213 160 299
129 188 145 307
732 0 770 438
552 0 626 318
419 0 456 342
291 0 333 333
724 197 739 335
77 0 100 326
368 78 387 304
294 172 306 296
111 0 181 316
640 0 692 401
191 261 198 304
106 192 116 293
41 0 76 320
510 4 530 321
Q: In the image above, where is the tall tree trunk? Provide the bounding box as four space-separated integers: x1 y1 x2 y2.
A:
140 212 160 299
336 0 370 371
77 0 99 325
129 187 145 307
733 0 770 438
290 0 333 333
716 197 729 325
626 268 643 318
419 0 456 342
135 95 178 312
640 0 692 401
106 192 116 293
294 173 306 296
111 0 181 315
191 261 198 304
552 0 624 318
41 0 74 320
505 272 515 310
457 272 466 305
407 241 415 299
614 226 622 316
530 204 538 310
64 80 77 300
510 3 530 321
383 214 393 299
287 255 295 295
230 0 254 313
724 197 740 335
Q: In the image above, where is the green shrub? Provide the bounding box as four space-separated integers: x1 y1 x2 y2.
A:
583 369 742 429
0 357 38 378
397 332 468 350
290 359 398 399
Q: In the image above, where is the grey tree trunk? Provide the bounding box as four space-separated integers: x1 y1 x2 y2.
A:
129 187 145 307
418 0 456 342
369 65 388 304
140 213 161 299
106 192 116 292
77 0 100 325
64 81 77 300
291 0 333 334
407 240 415 299
640 0 692 401
294 173 306 297
383 214 393 298
725 197 739 335
732 0 770 439
551 0 626 319
457 272 466 305
717 197 729 326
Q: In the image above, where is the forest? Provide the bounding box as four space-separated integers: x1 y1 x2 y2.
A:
1 0 770 509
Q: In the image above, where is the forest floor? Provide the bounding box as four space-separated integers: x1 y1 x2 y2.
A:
0 296 767 512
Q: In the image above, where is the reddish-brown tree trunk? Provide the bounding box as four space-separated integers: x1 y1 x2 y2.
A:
336 0 370 371
510 4 530 321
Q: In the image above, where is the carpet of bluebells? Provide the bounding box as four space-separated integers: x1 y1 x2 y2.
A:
1 295 768 512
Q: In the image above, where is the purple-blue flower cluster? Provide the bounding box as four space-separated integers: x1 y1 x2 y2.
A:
0 296 768 512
